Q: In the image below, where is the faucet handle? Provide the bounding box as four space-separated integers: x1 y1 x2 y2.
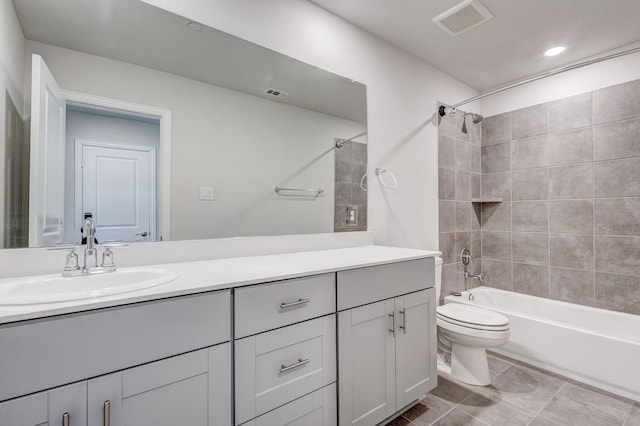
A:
100 241 129 248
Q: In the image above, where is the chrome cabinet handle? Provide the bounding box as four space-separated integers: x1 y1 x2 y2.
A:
135 231 148 237
279 358 310 373
388 312 395 337
399 309 407 334
62 412 70 426
103 400 111 426
280 298 311 309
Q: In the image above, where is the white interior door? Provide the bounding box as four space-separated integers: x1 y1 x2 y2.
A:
77 142 156 243
28 54 66 247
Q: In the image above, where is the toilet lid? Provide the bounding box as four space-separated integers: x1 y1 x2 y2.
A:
437 304 509 329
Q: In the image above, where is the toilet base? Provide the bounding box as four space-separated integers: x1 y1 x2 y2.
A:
450 343 491 386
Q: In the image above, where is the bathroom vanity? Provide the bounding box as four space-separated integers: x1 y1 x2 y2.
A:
0 246 437 426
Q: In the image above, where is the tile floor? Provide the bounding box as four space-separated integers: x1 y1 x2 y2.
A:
387 352 640 426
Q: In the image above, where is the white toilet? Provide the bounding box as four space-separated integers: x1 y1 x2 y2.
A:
434 257 510 386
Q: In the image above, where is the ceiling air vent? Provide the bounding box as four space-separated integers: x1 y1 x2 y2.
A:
264 88 290 99
432 0 493 36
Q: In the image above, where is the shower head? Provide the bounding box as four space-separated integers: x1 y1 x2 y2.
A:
461 112 483 134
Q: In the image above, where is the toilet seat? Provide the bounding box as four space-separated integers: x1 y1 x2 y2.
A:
437 304 509 332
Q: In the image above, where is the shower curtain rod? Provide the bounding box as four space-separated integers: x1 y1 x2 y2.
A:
448 45 640 110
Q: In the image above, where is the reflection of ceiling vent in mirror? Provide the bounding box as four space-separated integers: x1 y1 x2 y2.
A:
432 0 493 36
264 88 290 99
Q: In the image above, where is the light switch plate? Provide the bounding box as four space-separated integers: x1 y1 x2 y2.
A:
200 186 214 200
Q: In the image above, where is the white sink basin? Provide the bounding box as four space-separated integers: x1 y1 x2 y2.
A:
0 268 178 305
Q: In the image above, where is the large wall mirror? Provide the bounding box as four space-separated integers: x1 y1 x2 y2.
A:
1 0 367 249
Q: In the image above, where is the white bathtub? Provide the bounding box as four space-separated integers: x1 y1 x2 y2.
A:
445 286 640 401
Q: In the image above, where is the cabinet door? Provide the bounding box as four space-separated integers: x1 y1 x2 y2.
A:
49 382 88 426
88 373 123 426
395 289 437 409
0 392 48 426
338 299 396 426
120 349 210 426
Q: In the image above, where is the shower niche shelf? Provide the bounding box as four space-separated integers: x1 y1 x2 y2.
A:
471 198 503 203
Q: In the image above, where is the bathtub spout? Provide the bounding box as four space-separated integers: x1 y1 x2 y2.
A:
464 271 484 283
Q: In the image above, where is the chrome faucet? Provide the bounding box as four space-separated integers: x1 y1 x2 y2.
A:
83 217 98 269
464 271 484 283
49 218 127 276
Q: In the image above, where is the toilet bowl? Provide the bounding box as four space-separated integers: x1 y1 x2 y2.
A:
434 257 510 386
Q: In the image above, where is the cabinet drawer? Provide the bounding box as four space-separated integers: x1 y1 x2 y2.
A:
235 315 336 425
337 258 434 310
0 290 230 402
242 383 336 426
235 273 335 338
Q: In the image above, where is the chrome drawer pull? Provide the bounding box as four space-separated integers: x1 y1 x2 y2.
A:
389 312 395 337
103 400 111 426
280 298 311 310
279 358 310 373
63 412 70 426
399 309 407 334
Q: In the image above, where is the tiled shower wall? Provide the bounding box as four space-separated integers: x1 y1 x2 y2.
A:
480 78 640 315
437 107 483 302
334 140 367 232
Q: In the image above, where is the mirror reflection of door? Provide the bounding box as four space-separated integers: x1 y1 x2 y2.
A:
76 142 156 243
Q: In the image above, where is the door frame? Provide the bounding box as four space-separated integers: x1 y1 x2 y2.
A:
62 90 172 241
74 140 157 242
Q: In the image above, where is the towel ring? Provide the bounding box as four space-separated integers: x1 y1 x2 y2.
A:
375 168 397 189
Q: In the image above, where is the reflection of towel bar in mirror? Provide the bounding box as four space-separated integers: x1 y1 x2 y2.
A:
274 187 324 197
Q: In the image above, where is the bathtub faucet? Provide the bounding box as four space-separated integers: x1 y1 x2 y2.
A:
464 271 484 284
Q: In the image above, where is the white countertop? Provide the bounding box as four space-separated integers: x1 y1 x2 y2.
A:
0 245 439 324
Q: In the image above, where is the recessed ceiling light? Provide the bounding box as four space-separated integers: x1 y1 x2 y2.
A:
544 46 566 57
188 22 203 32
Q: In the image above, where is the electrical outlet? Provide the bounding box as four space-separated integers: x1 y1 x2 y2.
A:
200 186 214 201
346 206 357 225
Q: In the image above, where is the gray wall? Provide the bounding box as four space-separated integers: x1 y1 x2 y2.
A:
437 107 482 302
478 78 640 315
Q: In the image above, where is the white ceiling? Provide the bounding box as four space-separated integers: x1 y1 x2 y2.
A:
310 0 640 92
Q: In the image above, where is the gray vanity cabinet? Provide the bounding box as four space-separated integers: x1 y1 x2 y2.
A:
0 290 232 426
337 259 437 426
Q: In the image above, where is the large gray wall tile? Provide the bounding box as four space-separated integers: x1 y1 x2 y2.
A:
481 201 512 231
440 232 456 265
549 200 593 233
350 141 367 163
439 200 456 232
512 103 548 139
512 201 548 232
335 182 351 205
482 259 513 290
471 145 481 173
550 233 593 270
513 263 550 298
438 135 456 169
439 168 455 200
456 170 471 201
482 231 512 261
550 267 594 304
470 121 482 145
593 79 640 125
351 184 367 205
482 172 512 200
513 232 548 265
595 235 640 275
471 231 482 258
482 142 511 173
548 128 593 166
512 135 549 170
456 202 471 232
441 263 462 299
594 158 640 197
595 272 640 315
595 198 640 236
471 173 481 199
549 164 593 199
482 112 511 145
593 119 640 161
548 92 592 133
456 140 472 172
471 202 481 230
512 169 548 200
